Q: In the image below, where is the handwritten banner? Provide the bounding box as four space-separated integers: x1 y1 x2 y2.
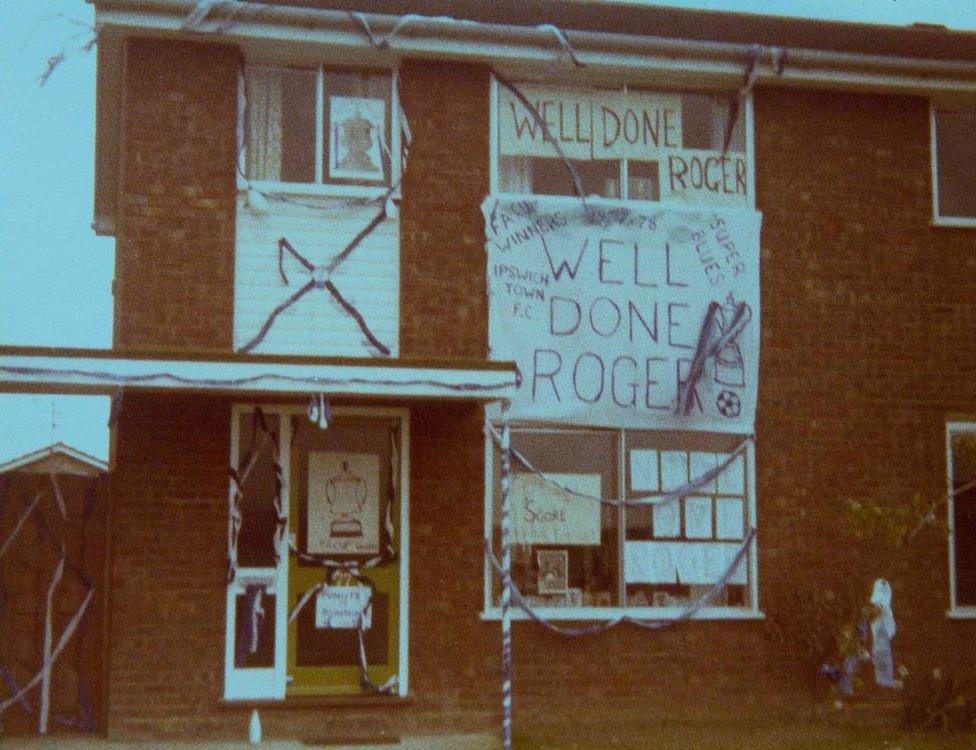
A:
484 196 762 431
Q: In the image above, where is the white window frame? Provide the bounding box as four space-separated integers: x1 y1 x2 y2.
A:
237 65 402 201
947 421 976 619
930 103 976 228
223 404 411 700
488 76 756 210
480 418 761 622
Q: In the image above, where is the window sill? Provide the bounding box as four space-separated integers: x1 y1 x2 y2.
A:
220 694 414 709
480 606 764 622
238 179 391 201
932 216 976 228
948 607 976 619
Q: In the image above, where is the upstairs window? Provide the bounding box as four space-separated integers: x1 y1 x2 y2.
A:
243 66 396 191
492 80 752 208
932 105 976 225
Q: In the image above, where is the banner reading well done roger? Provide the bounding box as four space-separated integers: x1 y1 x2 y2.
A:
484 196 762 431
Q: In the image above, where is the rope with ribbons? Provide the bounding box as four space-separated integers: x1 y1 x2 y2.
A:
347 12 585 68
677 299 752 416
0 363 517 395
238 210 395 355
487 529 756 637
486 424 752 509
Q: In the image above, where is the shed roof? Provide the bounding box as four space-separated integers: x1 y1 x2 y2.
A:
0 442 108 477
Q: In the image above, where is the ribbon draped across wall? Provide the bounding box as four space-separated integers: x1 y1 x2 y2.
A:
485 196 762 432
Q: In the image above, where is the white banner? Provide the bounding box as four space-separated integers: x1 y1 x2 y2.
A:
484 196 761 431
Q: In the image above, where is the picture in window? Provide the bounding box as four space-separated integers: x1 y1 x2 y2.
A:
329 96 386 181
244 65 393 187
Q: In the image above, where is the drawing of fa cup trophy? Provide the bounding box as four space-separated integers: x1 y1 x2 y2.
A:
337 110 379 174
326 460 367 538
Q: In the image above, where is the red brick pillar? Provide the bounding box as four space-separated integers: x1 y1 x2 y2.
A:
114 38 238 353
399 60 490 360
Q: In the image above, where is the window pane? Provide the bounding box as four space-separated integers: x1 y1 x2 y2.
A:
493 429 619 608
235 412 280 568
681 94 744 152
245 67 316 183
624 431 749 608
936 109 976 219
627 161 660 201
234 590 276 668
323 69 392 185
951 430 976 606
517 158 620 198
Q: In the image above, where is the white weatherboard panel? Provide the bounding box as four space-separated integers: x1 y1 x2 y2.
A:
235 196 399 357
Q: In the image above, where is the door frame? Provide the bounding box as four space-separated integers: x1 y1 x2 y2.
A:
224 403 410 699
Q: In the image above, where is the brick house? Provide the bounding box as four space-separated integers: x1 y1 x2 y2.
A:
1 0 976 743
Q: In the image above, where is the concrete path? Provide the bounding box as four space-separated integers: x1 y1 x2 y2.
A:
0 734 499 749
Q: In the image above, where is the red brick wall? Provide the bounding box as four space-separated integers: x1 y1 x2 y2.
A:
399 61 490 360
103 41 976 741
754 87 976 665
107 393 231 739
113 38 237 352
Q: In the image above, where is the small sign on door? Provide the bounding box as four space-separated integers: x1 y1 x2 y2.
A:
315 586 372 630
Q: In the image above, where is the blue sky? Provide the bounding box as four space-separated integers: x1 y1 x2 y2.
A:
0 0 974 464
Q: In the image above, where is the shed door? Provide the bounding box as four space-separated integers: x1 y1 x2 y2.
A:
286 414 404 695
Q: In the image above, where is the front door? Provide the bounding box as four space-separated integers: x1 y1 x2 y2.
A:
286 410 406 696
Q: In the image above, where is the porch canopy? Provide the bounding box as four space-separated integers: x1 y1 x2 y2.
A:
0 346 518 402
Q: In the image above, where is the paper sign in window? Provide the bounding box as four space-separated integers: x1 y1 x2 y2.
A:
661 451 688 491
629 449 659 492
510 473 601 545
690 452 718 492
497 85 592 160
592 91 683 161
652 500 680 538
624 541 747 585
329 96 386 181
658 148 749 208
717 452 745 494
684 496 713 539
307 451 380 555
716 497 745 540
315 586 372 629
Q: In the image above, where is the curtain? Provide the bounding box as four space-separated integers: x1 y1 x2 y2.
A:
246 68 284 181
